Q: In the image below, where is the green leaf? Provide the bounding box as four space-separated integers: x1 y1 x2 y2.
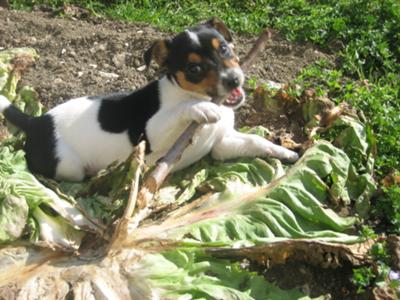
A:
129 248 314 300
135 142 363 246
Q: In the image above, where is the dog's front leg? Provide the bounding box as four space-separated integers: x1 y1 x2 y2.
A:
146 100 223 151
211 129 299 163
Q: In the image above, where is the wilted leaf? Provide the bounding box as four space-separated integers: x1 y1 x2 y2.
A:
0 195 28 243
0 48 378 299
0 48 38 101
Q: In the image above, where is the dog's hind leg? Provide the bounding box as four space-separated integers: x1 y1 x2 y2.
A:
54 142 85 182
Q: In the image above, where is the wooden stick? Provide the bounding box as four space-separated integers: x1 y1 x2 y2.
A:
136 29 273 210
107 142 145 252
240 30 274 72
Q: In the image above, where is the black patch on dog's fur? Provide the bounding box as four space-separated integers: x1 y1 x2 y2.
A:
24 115 59 178
97 80 160 153
4 106 59 177
3 105 33 132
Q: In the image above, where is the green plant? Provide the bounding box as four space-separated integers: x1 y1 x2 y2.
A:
297 62 400 174
352 266 375 294
352 241 393 294
359 225 378 240
296 61 400 231
374 184 400 234
10 0 400 81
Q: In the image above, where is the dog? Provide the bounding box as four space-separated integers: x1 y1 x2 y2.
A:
0 18 299 182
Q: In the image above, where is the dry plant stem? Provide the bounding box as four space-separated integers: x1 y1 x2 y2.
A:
107 142 145 252
122 143 146 219
206 239 374 268
136 29 273 210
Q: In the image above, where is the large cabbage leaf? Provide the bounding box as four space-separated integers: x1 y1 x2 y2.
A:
132 141 362 247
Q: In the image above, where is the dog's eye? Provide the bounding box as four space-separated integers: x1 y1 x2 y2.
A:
187 64 203 75
220 43 230 56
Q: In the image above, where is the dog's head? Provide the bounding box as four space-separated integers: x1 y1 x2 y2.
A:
145 17 245 108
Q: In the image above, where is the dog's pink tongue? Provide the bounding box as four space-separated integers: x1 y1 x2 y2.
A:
230 88 242 99
226 88 242 104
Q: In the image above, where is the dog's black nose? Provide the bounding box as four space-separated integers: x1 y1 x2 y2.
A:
223 75 240 90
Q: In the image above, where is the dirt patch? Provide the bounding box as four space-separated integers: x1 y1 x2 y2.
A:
263 261 357 299
0 8 162 108
0 8 332 116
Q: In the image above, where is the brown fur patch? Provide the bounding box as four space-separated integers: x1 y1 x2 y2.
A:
152 40 168 66
176 70 218 95
223 58 239 68
211 38 220 50
188 53 203 63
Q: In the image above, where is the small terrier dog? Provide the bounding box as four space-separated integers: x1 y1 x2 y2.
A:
0 18 298 181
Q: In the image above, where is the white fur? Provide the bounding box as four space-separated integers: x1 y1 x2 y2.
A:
49 97 133 181
217 67 245 105
0 95 11 113
212 131 299 162
185 30 201 46
233 67 245 86
48 77 231 179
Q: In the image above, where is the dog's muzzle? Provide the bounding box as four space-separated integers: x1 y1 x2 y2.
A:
220 68 245 108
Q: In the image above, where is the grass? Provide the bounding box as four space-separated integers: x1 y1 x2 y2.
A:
11 1 400 77
8 1 400 230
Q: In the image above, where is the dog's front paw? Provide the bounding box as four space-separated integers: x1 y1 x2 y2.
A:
283 150 299 163
186 102 222 124
273 148 299 163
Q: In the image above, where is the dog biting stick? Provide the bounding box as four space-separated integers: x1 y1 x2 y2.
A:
150 31 271 191
133 29 273 212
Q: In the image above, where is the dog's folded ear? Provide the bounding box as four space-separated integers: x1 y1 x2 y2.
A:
144 39 170 67
204 17 233 43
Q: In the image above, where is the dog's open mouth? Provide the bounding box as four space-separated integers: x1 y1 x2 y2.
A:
223 88 244 107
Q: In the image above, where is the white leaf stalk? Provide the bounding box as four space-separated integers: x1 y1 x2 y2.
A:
32 206 84 251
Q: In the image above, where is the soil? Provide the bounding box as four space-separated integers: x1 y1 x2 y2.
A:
0 7 332 131
0 6 364 300
263 261 358 299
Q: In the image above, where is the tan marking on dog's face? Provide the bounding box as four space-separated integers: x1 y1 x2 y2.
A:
223 57 239 68
211 38 220 50
188 53 203 63
176 70 218 96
